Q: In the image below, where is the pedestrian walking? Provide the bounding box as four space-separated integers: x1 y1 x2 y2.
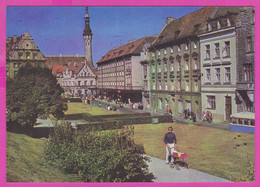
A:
193 111 196 122
169 108 173 115
165 105 169 114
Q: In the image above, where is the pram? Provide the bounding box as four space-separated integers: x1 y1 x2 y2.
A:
171 150 189 169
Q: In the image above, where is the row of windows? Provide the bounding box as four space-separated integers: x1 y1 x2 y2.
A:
205 64 255 83
98 61 125 70
205 41 230 59
205 67 231 83
151 42 198 57
152 60 199 73
62 80 94 86
101 81 125 86
102 71 125 77
18 52 38 60
152 80 199 92
207 17 232 31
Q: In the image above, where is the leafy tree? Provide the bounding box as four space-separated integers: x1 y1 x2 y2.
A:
6 64 68 131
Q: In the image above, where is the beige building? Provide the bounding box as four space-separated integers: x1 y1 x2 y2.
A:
97 37 155 104
6 31 46 79
198 7 240 122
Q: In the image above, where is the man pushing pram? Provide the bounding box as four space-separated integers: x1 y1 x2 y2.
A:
164 126 189 169
164 126 177 164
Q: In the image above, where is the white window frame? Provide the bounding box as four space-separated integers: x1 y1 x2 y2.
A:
214 68 220 83
214 43 220 58
205 69 211 83
207 96 216 109
205 45 210 59
225 67 231 83
224 41 230 57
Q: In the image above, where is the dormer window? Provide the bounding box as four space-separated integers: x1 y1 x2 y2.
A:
208 22 212 31
175 30 180 37
170 47 174 54
227 17 231 27
164 49 167 55
152 52 155 57
194 41 198 49
177 45 181 52
157 50 161 56
194 24 200 32
185 43 189 51
217 21 221 29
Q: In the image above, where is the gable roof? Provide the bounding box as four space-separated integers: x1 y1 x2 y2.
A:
152 7 215 47
97 36 156 64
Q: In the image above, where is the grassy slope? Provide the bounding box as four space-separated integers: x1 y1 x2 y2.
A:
65 102 122 116
6 132 80 182
133 123 255 181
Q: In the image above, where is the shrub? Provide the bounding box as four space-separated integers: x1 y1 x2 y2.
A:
44 123 154 182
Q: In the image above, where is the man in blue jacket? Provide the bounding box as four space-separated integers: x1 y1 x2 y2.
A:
164 126 177 164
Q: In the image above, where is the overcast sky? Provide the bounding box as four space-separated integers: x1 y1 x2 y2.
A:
6 6 203 66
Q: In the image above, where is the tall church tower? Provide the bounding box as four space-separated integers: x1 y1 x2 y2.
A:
83 7 93 64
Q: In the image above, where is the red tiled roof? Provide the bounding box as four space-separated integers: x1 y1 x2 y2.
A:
68 62 85 75
152 7 216 47
97 36 156 64
45 56 97 74
52 65 66 76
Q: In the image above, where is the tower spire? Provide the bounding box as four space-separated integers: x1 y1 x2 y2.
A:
83 7 92 36
83 6 93 64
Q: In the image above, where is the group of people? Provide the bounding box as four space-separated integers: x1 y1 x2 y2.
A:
202 111 213 122
183 109 197 122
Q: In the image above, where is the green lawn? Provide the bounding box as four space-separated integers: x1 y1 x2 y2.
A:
65 102 122 116
7 102 254 182
6 132 81 182
133 123 255 181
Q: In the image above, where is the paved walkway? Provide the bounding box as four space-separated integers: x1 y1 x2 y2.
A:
146 156 230 182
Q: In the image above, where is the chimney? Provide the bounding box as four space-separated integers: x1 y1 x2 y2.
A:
166 17 175 24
